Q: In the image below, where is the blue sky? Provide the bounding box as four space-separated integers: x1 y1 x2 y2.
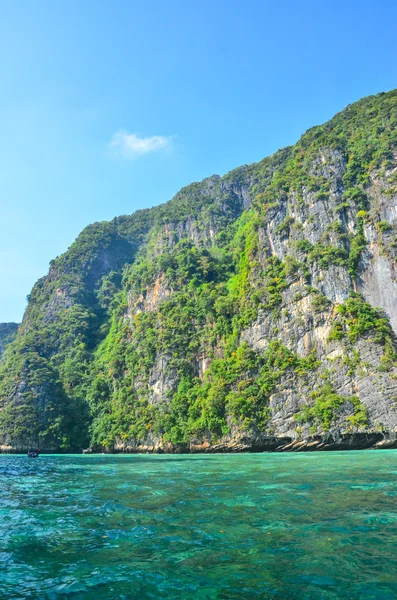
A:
0 0 396 322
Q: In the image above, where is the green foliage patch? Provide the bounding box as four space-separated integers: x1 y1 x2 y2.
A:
296 382 368 431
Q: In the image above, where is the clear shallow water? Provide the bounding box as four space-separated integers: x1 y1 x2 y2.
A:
1 453 397 599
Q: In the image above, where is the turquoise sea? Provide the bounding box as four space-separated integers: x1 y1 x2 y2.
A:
1 452 397 599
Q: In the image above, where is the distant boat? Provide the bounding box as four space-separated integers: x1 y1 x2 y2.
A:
27 449 40 458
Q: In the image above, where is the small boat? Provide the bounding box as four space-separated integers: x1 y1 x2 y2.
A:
27 449 40 458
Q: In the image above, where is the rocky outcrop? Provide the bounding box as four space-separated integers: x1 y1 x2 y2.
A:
82 431 395 453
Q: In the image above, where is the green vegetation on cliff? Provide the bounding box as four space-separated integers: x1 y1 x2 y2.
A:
0 323 18 359
1 90 397 450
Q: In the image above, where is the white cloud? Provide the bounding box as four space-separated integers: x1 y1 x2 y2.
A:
109 131 172 158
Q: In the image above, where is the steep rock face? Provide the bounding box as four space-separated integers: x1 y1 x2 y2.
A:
1 90 397 452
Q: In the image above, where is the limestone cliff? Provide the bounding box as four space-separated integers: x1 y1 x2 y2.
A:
1 90 397 452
